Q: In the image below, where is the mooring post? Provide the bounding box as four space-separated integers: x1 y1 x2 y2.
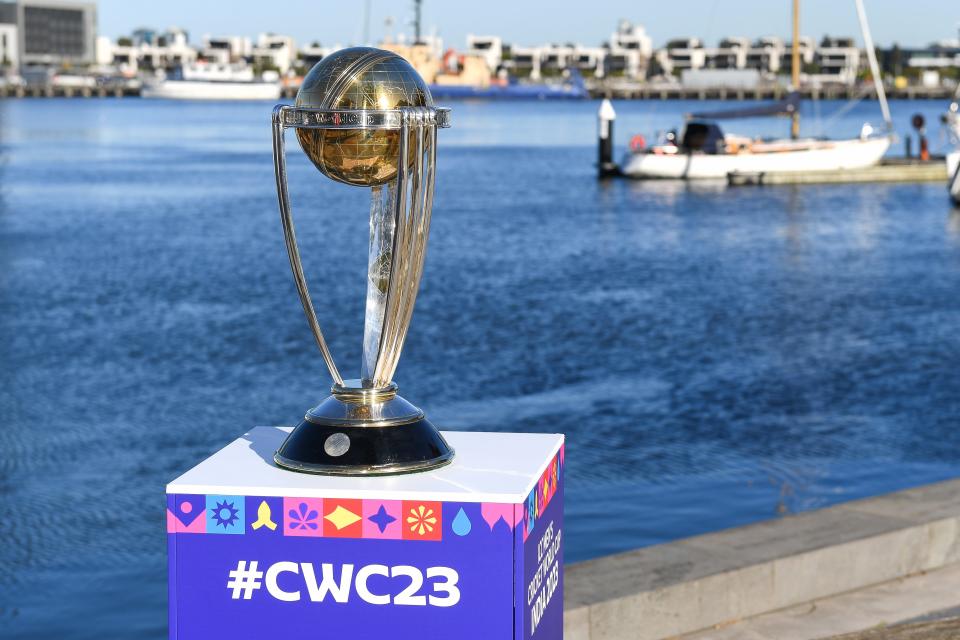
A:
598 98 617 178
912 113 929 162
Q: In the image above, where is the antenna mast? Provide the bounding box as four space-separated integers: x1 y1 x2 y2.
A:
413 0 422 44
791 0 800 139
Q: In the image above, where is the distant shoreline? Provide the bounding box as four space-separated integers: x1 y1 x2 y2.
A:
1 84 954 101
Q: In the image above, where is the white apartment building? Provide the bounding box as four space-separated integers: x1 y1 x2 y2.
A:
299 42 337 71
655 34 860 85
745 37 785 74
906 42 960 70
707 37 749 69
570 45 606 77
540 43 575 76
201 35 251 64
508 45 542 79
466 34 502 74
104 27 195 74
778 36 815 80
606 20 652 78
809 37 860 86
252 33 295 73
655 38 706 76
478 21 652 80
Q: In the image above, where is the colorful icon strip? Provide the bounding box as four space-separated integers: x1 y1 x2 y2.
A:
522 444 564 541
167 495 526 541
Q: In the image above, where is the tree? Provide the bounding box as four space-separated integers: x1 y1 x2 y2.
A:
888 43 903 77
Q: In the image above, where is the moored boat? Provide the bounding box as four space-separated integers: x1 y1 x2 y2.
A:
944 91 960 144
622 119 891 180
141 63 281 101
948 151 960 205
621 0 894 181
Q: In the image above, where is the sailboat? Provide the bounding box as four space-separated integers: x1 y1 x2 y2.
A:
948 151 960 205
944 88 960 144
621 0 893 180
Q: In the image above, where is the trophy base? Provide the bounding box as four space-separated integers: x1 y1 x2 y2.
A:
273 416 455 476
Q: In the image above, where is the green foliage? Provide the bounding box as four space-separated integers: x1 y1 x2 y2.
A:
252 59 279 76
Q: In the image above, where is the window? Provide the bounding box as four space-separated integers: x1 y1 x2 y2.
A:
23 6 87 56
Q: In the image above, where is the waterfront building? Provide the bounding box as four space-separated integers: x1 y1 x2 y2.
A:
252 33 295 74
0 0 96 68
569 45 606 78
298 42 336 71
506 44 541 79
466 34 503 74
903 41 960 71
539 43 575 77
707 37 749 69
810 36 860 86
745 37 785 74
605 20 652 79
882 41 960 89
200 35 251 65
104 27 195 74
779 36 815 81
655 38 706 76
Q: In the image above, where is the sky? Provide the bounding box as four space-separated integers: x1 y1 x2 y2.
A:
96 0 959 50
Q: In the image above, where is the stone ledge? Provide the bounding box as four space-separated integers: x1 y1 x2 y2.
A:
564 478 960 640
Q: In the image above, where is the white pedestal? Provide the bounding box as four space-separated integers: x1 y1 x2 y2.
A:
167 427 565 639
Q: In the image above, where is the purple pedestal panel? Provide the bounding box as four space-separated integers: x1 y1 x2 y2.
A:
166 429 564 639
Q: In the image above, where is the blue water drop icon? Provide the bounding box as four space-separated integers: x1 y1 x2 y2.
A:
452 508 471 536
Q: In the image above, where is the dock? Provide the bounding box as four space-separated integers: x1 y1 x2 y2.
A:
565 477 960 640
728 158 948 186
0 85 140 99
586 82 957 101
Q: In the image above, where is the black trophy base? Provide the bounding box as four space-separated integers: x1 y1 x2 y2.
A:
273 417 455 476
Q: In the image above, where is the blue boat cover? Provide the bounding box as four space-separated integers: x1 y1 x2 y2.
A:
686 92 801 120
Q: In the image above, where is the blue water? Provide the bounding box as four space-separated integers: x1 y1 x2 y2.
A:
1 96 959 638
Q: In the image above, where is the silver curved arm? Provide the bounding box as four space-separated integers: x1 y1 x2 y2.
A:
370 108 436 387
271 106 344 386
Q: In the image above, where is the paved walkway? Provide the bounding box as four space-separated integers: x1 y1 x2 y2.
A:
681 563 960 640
827 617 960 639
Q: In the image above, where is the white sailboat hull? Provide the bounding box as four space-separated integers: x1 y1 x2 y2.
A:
947 111 960 145
948 152 960 205
622 136 892 180
141 80 281 101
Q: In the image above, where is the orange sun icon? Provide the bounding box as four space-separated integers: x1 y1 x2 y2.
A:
407 505 437 536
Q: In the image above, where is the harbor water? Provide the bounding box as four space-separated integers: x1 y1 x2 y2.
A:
1 97 959 638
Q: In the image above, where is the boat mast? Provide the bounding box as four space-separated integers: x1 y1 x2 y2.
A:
854 0 892 130
791 0 800 139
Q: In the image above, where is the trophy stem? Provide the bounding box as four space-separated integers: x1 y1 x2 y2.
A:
361 183 397 386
